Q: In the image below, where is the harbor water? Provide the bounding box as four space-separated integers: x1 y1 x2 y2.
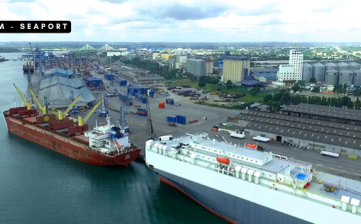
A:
0 52 227 224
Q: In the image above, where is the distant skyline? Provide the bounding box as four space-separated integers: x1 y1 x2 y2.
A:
0 0 360 42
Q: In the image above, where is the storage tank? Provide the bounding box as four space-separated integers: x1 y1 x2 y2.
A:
324 62 337 71
302 63 313 81
338 69 353 85
312 63 325 82
353 70 361 85
324 69 339 86
336 62 349 71
349 62 361 70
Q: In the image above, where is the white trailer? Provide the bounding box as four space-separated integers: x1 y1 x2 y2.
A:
230 132 245 139
253 136 271 143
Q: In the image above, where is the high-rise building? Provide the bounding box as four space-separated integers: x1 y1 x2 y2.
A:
277 49 303 84
221 56 250 83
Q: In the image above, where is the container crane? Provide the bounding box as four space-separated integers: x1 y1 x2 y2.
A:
57 94 82 120
13 83 31 110
78 99 103 126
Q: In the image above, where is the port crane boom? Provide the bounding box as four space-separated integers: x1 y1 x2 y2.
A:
78 99 103 126
28 87 46 114
13 83 31 110
57 94 82 120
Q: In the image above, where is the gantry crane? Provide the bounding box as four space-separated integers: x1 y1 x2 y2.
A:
78 99 103 126
57 94 82 120
13 83 31 110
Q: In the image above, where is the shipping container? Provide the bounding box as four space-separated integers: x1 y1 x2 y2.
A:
138 87 147 95
137 108 146 112
167 116 176 123
165 98 174 105
50 119 73 130
159 102 165 109
211 128 218 132
120 80 128 86
176 115 186 125
141 96 147 104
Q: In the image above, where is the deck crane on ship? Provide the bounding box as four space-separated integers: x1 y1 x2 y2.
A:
78 99 103 127
57 94 82 120
13 83 31 110
28 86 55 115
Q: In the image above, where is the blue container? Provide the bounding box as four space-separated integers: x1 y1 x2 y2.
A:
138 87 147 95
149 89 155 97
167 116 176 123
176 115 186 125
141 96 146 104
138 108 146 112
120 80 127 86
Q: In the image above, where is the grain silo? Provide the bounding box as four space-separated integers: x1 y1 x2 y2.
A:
338 69 353 85
336 62 349 71
353 70 361 85
324 69 339 86
302 63 313 81
324 62 337 71
312 63 325 82
349 62 361 70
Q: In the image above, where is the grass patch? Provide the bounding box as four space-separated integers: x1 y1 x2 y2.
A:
240 95 264 103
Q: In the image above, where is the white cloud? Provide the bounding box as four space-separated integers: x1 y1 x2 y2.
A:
0 0 361 42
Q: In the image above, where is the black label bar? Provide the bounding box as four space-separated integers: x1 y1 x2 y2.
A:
0 21 71 33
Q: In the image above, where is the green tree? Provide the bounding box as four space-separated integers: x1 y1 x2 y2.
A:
250 87 260 96
226 80 233 89
309 77 317 83
296 80 306 88
198 81 206 87
292 84 300 92
312 87 320 93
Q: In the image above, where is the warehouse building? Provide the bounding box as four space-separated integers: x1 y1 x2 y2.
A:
136 76 165 85
228 111 361 156
280 103 361 125
37 76 95 109
44 68 74 78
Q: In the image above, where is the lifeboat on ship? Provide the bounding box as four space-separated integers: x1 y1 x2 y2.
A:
217 157 230 165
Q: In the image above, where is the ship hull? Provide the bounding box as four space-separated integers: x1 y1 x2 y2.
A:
23 68 34 73
5 114 141 166
156 169 310 224
146 150 361 224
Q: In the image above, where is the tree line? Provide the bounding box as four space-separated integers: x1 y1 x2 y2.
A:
263 89 359 111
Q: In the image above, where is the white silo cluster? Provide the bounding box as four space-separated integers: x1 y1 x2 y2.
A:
302 61 361 86
302 63 313 82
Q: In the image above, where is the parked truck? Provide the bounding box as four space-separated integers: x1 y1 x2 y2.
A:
253 136 271 143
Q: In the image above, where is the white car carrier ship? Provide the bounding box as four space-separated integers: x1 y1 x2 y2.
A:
146 133 361 224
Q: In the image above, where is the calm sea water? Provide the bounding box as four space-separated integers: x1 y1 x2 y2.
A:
0 52 227 224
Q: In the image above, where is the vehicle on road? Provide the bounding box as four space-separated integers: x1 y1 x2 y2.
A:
253 136 271 143
320 151 339 158
230 132 245 139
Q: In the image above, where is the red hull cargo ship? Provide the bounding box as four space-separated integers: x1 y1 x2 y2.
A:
3 106 141 166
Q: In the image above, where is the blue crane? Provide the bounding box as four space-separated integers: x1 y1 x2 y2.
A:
98 94 110 117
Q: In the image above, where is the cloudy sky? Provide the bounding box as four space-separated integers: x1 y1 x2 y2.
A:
0 0 360 42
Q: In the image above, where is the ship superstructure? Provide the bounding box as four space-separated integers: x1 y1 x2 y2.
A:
146 133 361 224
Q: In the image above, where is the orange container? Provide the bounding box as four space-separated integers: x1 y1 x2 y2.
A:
159 102 165 109
211 128 218 132
246 144 257 149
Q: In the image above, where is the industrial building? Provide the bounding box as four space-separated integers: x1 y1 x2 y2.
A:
136 76 165 85
186 58 207 77
228 111 361 156
221 56 250 83
277 49 303 84
280 103 361 125
251 68 278 82
37 76 95 109
302 63 313 82
312 63 326 82
44 68 74 78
